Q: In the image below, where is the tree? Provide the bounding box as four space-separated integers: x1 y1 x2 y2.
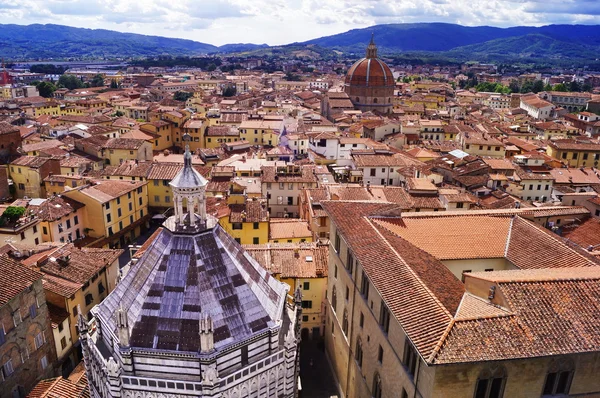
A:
173 91 194 102
569 80 581 92
113 110 125 117
206 63 217 72
36 81 57 98
520 80 535 93
532 80 544 93
90 74 105 87
553 83 568 92
2 206 25 223
543 83 553 91
509 80 520 93
222 87 236 97
57 74 84 90
582 83 592 92
110 80 119 89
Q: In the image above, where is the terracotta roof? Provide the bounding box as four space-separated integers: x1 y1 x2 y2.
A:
345 57 395 87
35 244 122 286
230 199 269 223
47 303 69 328
244 243 328 278
549 139 600 151
70 180 146 203
147 162 183 180
261 165 317 183
269 219 312 240
434 268 600 364
103 138 146 150
104 160 153 178
322 201 464 360
0 254 43 306
31 196 85 222
41 273 81 298
0 121 19 135
11 156 52 168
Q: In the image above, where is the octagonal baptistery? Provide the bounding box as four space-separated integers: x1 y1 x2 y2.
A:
344 35 395 114
79 140 301 398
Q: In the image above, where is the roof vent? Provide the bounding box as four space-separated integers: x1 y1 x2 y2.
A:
488 285 496 300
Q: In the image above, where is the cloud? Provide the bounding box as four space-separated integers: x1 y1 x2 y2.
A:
3 0 600 45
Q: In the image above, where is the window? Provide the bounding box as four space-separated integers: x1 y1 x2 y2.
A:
234 238 241 244
42 226 48 235
154 195 160 202
360 271 370 299
334 233 341 253
60 336 67 350
334 265 338 278
0 325 4 346
287 197 294 205
302 300 312 309
29 304 37 319
253 222 259 230
475 366 507 398
40 355 48 370
2 359 14 377
303 281 310 290
302 315 309 322
572 153 578 160
232 223 243 230
85 293 93 306
129 203 133 211
359 312 364 328
378 345 384 363
346 249 354 275
20 232 25 240
154 180 159 186
35 331 44 349
139 197 143 206
355 338 363 368
106 213 112 223
379 303 390 334
402 389 409 398
13 311 21 327
370 168 376 177
372 373 382 398
117 208 122 217
72 306 78 316
98 283 105 295
331 287 337 312
33 225 37 233
105 202 110 210
402 338 418 378
342 309 349 336
542 360 574 396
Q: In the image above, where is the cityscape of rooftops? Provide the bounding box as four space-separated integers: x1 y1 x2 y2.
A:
2 1 600 397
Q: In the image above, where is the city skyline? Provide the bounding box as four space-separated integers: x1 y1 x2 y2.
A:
1 0 600 46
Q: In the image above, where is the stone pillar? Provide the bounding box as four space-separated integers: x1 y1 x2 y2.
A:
199 313 214 353
188 195 196 225
177 195 184 224
201 363 221 397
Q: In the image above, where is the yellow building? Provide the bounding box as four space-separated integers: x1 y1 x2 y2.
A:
22 100 62 117
219 199 269 245
0 213 43 246
139 120 172 151
269 218 313 243
239 119 283 146
44 175 87 195
547 139 600 168
147 162 207 209
26 244 122 351
459 132 506 158
62 180 149 248
181 119 207 151
32 195 87 244
102 138 153 166
204 126 240 148
245 242 328 338
10 157 61 199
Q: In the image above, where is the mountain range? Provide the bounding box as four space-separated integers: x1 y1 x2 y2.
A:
2 22 600 64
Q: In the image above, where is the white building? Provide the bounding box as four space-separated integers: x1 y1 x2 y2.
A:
80 137 301 398
520 94 555 120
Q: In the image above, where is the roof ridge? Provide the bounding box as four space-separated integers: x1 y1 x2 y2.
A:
365 215 454 328
504 216 515 257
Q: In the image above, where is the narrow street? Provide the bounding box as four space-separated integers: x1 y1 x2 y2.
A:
299 339 340 398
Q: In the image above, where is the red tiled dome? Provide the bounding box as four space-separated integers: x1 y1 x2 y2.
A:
345 58 395 88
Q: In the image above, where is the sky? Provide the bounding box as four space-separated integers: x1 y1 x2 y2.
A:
1 0 600 46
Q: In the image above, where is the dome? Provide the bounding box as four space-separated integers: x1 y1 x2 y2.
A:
345 57 395 88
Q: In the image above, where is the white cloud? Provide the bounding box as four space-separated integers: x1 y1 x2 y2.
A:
2 0 600 45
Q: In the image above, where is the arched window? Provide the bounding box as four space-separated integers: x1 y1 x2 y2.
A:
373 98 378 104
355 337 363 368
342 309 349 336
372 372 382 398
356 97 360 103
474 366 507 398
331 287 337 313
542 359 574 396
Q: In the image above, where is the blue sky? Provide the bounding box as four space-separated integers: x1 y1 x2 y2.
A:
1 0 599 45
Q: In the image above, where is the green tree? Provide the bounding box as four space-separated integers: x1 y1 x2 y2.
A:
532 80 544 93
113 110 125 117
509 80 520 93
110 80 119 89
2 206 25 223
222 87 236 97
90 74 105 87
553 83 568 92
543 83 553 91
206 63 217 72
402 77 411 84
173 91 194 102
569 80 581 92
36 81 57 98
520 80 535 93
57 74 84 90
